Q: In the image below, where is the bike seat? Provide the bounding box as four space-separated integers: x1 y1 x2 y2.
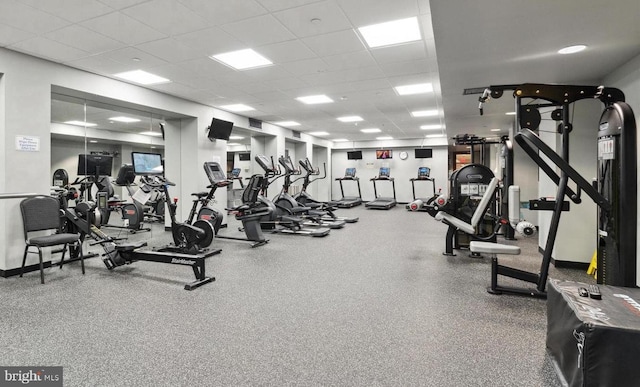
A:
191 191 209 198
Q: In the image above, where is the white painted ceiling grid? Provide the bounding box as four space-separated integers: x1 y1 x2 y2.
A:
2 0 640 143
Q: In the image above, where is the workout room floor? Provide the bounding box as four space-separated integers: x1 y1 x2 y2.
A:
1 205 590 386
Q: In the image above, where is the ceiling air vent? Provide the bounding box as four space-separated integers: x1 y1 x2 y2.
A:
292 130 301 139
248 118 262 129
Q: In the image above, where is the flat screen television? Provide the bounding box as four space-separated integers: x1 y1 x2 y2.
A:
77 154 113 176
238 152 251 161
347 150 362 160
376 149 392 159
418 167 431 178
132 152 164 175
345 168 356 177
207 118 234 141
379 167 390 177
415 148 433 158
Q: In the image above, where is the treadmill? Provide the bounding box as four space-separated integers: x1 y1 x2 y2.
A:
329 168 362 208
366 167 397 210
405 167 436 211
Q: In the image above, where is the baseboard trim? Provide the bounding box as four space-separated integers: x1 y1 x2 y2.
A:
538 245 590 270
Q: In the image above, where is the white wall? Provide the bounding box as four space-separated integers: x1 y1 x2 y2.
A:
331 146 448 203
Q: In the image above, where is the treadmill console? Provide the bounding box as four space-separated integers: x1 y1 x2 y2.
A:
379 167 390 179
230 168 241 178
345 168 356 178
203 162 227 184
418 167 430 179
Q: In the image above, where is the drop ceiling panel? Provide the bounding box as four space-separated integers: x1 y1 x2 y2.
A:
245 65 296 81
137 38 204 63
80 12 167 45
273 0 352 38
10 37 88 63
379 59 432 77
257 40 317 63
45 25 125 55
301 29 364 57
102 46 168 68
221 14 296 46
122 0 208 36
261 77 311 91
280 57 330 76
369 41 428 64
300 65 385 86
179 0 268 25
337 0 420 26
64 55 133 74
173 27 245 56
0 25 36 47
256 0 324 12
322 50 376 71
20 0 113 23
0 2 70 34
96 0 152 10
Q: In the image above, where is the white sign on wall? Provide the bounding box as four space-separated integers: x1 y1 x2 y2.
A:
15 135 40 152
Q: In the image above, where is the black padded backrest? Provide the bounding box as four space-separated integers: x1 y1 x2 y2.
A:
242 175 265 204
20 196 61 236
115 164 136 186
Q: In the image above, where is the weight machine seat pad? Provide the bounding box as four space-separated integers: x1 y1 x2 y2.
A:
469 241 520 255
435 212 475 234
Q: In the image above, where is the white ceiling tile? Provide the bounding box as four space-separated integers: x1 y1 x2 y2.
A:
378 59 432 77
281 57 329 76
137 38 204 62
273 0 352 38
45 25 125 55
369 41 427 64
174 27 245 56
300 66 385 86
323 50 375 71
97 0 152 9
248 90 291 102
301 29 363 56
257 40 317 63
221 14 296 46
65 55 133 74
0 1 70 34
103 46 168 67
261 77 310 91
122 0 208 36
246 65 295 81
19 0 113 23
337 0 421 27
257 0 323 12
0 24 36 47
179 0 268 25
348 78 392 91
80 12 167 45
10 37 89 62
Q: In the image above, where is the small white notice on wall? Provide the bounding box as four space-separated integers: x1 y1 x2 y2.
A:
16 135 40 152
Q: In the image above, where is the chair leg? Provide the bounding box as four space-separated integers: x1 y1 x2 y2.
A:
59 244 68 269
20 246 29 277
38 248 45 284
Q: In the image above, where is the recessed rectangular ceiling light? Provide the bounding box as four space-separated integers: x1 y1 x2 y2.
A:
220 104 255 112
490 128 501 132
296 95 333 104
411 110 438 117
333 138 349 142
505 112 516 115
229 135 245 140
113 70 170 85
226 142 241 146
395 83 433 95
426 134 444 138
309 131 329 136
420 124 443 130
109 116 141 123
337 116 363 122
89 140 98 143
358 17 421 48
210 48 273 70
64 120 97 127
139 131 163 137
274 121 300 127
376 136 393 140
360 128 381 133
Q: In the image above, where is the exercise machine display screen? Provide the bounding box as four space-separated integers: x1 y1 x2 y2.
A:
77 154 113 176
345 168 356 177
231 168 241 178
379 167 390 178
204 162 226 183
418 167 431 178
132 152 163 175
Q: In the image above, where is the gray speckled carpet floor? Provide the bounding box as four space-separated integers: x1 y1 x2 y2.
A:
1 205 591 386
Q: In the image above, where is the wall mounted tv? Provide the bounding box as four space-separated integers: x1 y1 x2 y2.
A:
415 148 433 158
132 152 164 175
207 118 234 141
347 151 362 160
77 154 113 176
375 149 392 159
238 152 251 161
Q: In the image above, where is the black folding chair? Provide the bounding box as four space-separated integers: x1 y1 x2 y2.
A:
20 195 84 284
